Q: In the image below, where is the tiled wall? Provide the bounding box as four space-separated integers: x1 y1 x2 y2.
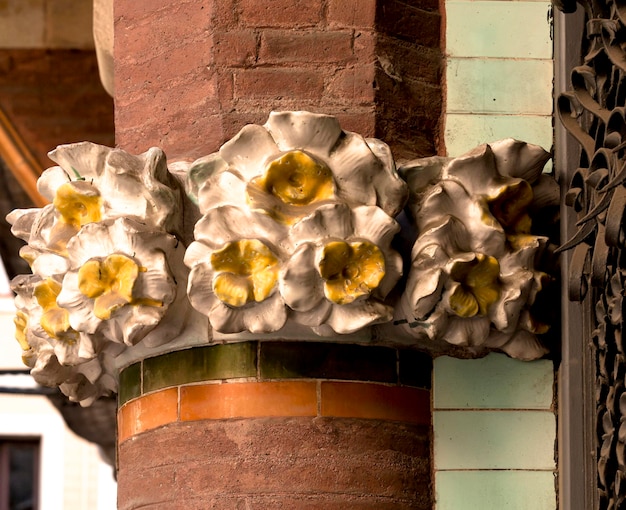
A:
438 0 556 507
433 355 556 509
444 0 553 158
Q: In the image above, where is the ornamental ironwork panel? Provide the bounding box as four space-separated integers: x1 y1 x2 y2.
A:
557 0 626 507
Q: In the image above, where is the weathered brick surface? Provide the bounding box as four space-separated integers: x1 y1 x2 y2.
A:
238 0 323 27
118 417 432 510
115 0 442 165
327 0 377 28
259 30 354 64
0 49 114 169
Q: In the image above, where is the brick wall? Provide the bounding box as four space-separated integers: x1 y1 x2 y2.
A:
0 49 114 170
115 0 443 161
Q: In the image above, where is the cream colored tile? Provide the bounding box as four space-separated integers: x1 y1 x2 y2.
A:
447 58 553 115
434 353 554 409
436 470 556 509
446 1 552 58
434 410 556 469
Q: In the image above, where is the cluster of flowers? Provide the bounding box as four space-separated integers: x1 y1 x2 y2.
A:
7 112 559 404
8 143 189 404
183 111 408 336
398 140 558 360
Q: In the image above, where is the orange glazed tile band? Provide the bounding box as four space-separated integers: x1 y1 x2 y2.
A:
118 381 431 443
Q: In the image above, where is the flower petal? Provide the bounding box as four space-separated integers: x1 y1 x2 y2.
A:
329 132 379 207
280 243 324 311
490 139 550 183
242 293 287 333
325 299 393 333
288 203 353 248
220 124 279 179
265 111 343 157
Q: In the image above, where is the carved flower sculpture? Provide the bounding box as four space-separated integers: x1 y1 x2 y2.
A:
11 272 120 405
400 139 557 359
184 206 289 333
6 142 189 403
186 111 408 223
57 218 181 346
7 142 180 265
281 204 402 334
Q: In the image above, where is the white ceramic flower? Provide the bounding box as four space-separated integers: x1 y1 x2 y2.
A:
11 273 121 405
280 203 402 334
187 111 408 222
6 142 183 285
56 218 184 347
185 205 289 333
399 140 555 360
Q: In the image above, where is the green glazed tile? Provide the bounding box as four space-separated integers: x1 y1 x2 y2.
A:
446 58 553 115
399 349 432 389
118 362 141 405
444 113 553 157
434 409 556 470
434 353 554 409
446 2 552 59
143 342 257 393
260 342 397 383
435 470 556 510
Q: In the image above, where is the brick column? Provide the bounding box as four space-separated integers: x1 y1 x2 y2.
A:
114 0 442 161
113 1 441 508
117 342 432 508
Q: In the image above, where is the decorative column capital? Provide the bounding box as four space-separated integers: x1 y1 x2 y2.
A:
7 111 559 404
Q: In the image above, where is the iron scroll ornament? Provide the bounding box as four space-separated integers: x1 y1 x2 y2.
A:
556 0 626 507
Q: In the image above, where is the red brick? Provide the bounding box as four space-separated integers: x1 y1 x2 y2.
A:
326 66 376 103
259 30 354 64
239 0 322 27
116 2 211 65
327 0 377 28
118 42 213 95
117 418 432 510
376 1 441 47
353 30 377 62
0 49 113 169
216 70 234 103
334 110 376 137
209 0 237 29
234 68 324 100
212 30 258 66
377 35 442 85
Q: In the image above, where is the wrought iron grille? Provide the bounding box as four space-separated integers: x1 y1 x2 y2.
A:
556 0 626 507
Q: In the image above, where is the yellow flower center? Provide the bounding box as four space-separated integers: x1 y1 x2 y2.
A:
318 241 385 305
255 150 335 206
487 180 534 234
448 254 501 317
77 254 144 320
33 278 74 340
54 182 103 229
14 311 29 350
211 239 279 307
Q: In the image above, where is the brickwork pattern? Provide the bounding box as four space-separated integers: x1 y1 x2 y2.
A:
116 342 432 509
114 0 442 161
0 50 114 170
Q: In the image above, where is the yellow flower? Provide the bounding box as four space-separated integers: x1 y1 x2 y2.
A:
33 278 74 340
14 311 29 350
54 182 102 229
448 254 500 317
487 180 533 234
77 254 142 320
318 241 385 305
211 239 279 307
254 150 334 206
